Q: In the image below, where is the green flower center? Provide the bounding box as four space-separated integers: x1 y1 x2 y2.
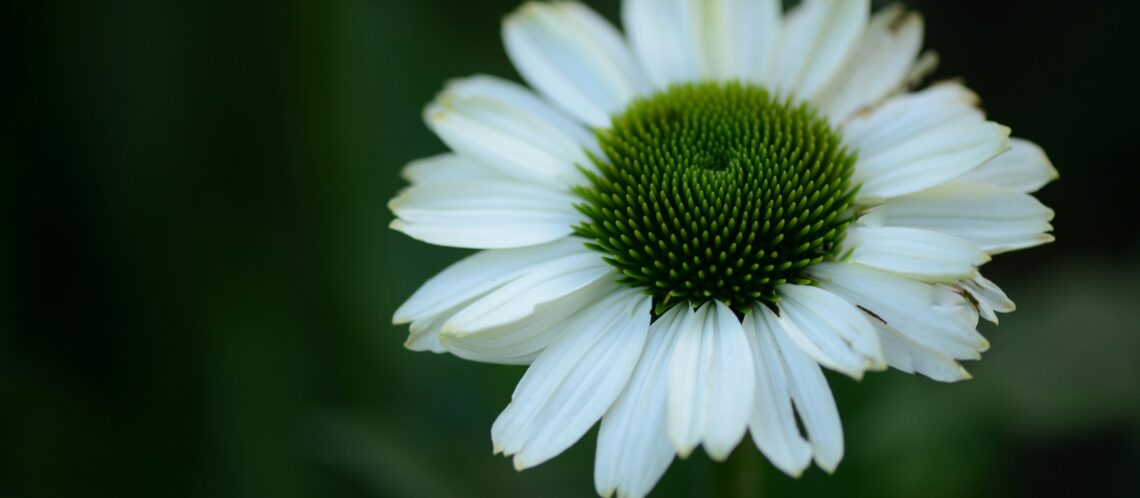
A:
573 82 858 315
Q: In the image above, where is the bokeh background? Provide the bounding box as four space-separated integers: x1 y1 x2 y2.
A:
7 0 1140 496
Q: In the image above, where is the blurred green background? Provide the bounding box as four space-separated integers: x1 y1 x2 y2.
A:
6 0 1140 497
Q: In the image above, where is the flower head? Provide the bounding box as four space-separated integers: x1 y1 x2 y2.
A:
390 1 1056 497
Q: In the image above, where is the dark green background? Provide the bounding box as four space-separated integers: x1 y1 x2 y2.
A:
6 0 1140 497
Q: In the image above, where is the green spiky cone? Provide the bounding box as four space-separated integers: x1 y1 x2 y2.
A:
574 82 859 315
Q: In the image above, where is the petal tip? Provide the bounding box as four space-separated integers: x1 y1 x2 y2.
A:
392 312 410 326
704 445 733 463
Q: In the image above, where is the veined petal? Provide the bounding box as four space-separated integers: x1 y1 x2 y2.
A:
667 301 754 460
424 75 593 187
389 179 582 249
771 0 869 101
775 284 884 379
491 288 653 469
444 252 613 333
504 2 649 127
743 304 812 477
956 138 1059 193
393 237 587 325
595 305 688 498
816 4 924 123
843 226 989 282
807 262 989 361
961 272 1015 325
844 83 1011 200
624 0 780 88
859 181 1055 254
441 277 615 365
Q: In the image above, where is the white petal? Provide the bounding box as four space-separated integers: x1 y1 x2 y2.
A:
491 288 653 469
401 153 496 186
956 138 1059 193
771 0 869 100
874 319 972 382
807 262 989 361
775 284 884 378
853 120 1011 201
843 226 989 282
394 237 587 325
622 0 700 88
815 5 924 123
444 251 612 333
766 307 845 472
503 2 648 127
389 178 582 249
624 0 780 88
743 304 812 477
405 310 454 354
842 83 980 153
667 301 754 460
961 272 1015 325
595 306 688 498
424 75 593 187
707 0 782 82
860 181 1055 254
441 277 615 365
844 83 1011 200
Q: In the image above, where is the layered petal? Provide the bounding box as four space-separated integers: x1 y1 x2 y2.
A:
623 0 780 88
771 0 869 101
844 83 1011 200
956 138 1059 193
441 276 614 364
859 181 1055 254
816 4 924 123
424 75 594 187
503 2 648 127
393 237 587 326
747 304 845 472
772 315 844 472
743 304 812 476
667 301 754 460
491 287 653 469
874 320 972 382
405 306 460 354
443 251 612 333
775 284 884 378
595 305 688 498
807 262 988 361
843 226 989 282
961 272 1015 325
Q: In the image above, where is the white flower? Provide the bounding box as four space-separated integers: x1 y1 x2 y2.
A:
390 1 1057 497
